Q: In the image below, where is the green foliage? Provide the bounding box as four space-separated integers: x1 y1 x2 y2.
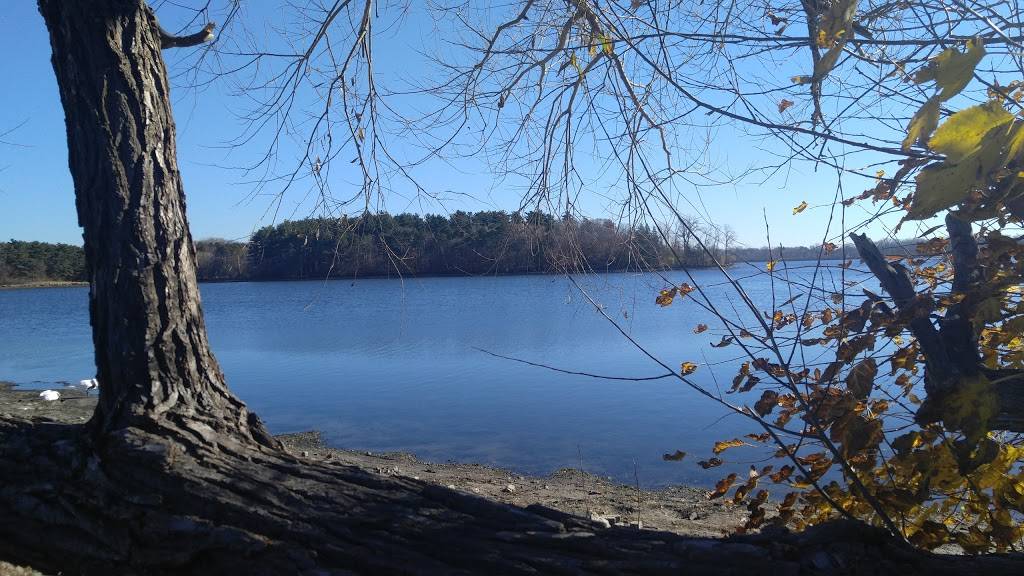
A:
0 240 85 285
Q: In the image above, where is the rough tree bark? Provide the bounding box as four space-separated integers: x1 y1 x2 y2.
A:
0 1 1022 574
37 0 276 450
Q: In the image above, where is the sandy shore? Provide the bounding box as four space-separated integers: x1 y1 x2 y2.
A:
0 381 756 573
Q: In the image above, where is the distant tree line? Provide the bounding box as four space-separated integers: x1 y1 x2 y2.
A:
731 238 924 263
13 212 929 286
0 240 86 285
224 211 710 281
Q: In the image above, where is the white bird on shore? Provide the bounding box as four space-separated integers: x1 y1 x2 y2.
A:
79 378 99 395
39 390 61 401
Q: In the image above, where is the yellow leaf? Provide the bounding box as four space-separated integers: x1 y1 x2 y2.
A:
812 0 858 79
902 96 941 150
1006 122 1024 163
713 438 747 454
915 38 986 101
971 444 1021 489
792 201 808 214
568 52 582 75
941 374 998 439
656 287 677 307
929 102 1012 162
681 361 698 376
909 162 978 219
766 260 778 271
908 107 1015 219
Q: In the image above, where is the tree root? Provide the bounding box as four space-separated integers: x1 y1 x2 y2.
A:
0 417 1021 575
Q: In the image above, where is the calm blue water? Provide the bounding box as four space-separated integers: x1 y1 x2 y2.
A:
0 264 862 487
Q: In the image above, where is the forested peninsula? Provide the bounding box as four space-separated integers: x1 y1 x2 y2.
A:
1 210 916 286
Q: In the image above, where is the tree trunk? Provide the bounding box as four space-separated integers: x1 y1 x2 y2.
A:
850 230 1024 432
37 0 275 449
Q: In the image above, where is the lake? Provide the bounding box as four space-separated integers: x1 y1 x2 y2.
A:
0 263 859 487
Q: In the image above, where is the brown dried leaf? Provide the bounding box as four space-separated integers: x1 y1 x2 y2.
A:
710 335 735 348
708 473 738 499
845 358 878 400
754 390 780 417
656 287 677 307
662 450 687 461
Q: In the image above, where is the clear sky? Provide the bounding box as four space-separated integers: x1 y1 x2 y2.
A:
0 2 893 250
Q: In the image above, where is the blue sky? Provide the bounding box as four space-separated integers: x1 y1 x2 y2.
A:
0 2 892 249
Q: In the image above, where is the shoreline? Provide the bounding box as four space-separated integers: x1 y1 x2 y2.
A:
1 268 705 290
0 281 88 290
0 381 753 537
0 258 860 290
